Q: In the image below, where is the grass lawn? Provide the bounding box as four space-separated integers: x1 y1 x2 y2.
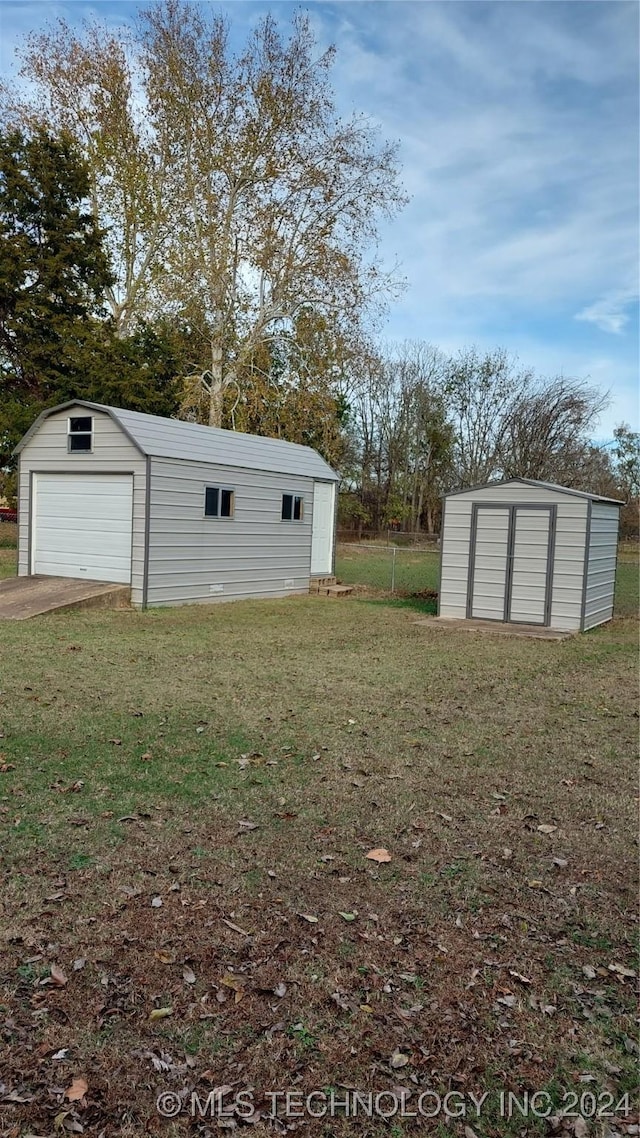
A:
0 547 638 1135
337 543 439 605
0 523 18 579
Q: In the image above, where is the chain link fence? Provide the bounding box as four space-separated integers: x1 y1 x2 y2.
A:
335 541 440 598
337 528 439 547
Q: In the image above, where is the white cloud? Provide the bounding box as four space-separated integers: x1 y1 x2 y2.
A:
1 0 637 430
575 290 639 335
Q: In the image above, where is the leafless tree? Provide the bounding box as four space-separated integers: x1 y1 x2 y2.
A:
498 377 609 485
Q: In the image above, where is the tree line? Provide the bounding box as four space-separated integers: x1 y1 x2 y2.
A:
0 4 404 439
338 341 638 534
0 3 637 529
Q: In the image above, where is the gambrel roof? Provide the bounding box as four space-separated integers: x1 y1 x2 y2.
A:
15 400 339 481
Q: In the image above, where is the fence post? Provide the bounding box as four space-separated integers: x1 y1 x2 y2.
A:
391 545 397 594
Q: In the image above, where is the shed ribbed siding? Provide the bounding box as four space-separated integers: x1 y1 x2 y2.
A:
437 480 605 637
547 500 588 630
146 457 313 606
467 507 510 620
583 503 620 630
439 484 589 629
16 407 147 606
438 496 472 619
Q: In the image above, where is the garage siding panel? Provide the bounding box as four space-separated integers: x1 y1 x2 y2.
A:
146 457 314 605
17 407 147 605
583 503 620 630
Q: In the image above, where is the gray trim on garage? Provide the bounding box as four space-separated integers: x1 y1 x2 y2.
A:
15 402 340 607
142 454 152 609
465 503 481 619
544 505 557 627
29 469 136 584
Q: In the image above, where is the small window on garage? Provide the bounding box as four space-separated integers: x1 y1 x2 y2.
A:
282 493 304 521
68 416 93 452
205 486 234 518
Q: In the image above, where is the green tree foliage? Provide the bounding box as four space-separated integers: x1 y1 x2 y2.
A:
0 128 186 471
0 127 113 459
613 424 640 501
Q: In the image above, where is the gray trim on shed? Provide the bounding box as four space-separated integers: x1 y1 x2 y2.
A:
436 496 447 616
465 503 480 619
502 506 516 622
444 477 623 505
579 499 593 631
28 468 137 581
441 478 618 632
465 502 556 627
15 400 145 460
27 468 33 575
544 506 557 628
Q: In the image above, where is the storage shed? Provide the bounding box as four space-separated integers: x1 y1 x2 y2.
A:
438 478 622 631
14 401 339 608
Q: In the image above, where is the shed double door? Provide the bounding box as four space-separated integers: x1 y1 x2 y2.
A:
467 504 555 625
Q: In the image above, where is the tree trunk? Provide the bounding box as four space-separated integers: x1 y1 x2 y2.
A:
415 483 424 533
209 340 224 428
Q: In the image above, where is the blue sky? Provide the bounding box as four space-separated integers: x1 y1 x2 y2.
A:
1 0 638 437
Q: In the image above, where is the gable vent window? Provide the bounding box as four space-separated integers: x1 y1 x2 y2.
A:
68 416 93 452
205 486 234 518
282 493 304 521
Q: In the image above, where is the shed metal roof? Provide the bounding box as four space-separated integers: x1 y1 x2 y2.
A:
15 400 339 482
443 477 623 505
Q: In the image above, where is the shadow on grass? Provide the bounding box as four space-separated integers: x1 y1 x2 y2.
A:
356 594 438 615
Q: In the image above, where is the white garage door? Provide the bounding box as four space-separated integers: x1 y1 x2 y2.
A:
311 482 335 575
32 474 133 583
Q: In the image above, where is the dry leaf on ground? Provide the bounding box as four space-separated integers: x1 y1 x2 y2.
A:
65 1077 88 1102
149 1007 173 1021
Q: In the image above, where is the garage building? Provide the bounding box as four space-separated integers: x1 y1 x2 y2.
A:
438 478 622 632
15 401 338 608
